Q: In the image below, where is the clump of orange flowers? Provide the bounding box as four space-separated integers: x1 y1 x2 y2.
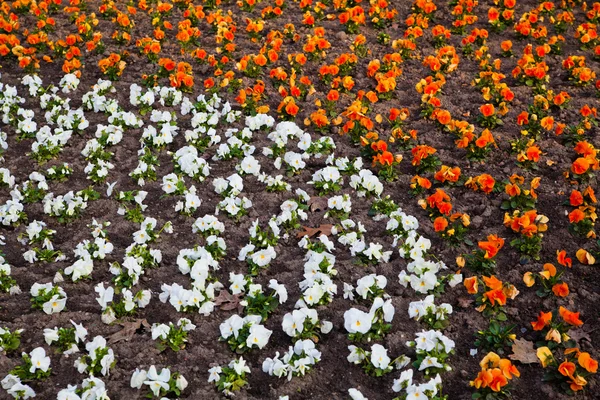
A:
568 186 597 238
569 140 599 183
465 173 495 194
462 234 505 273
512 44 549 92
562 55 596 86
411 144 440 174
423 45 460 74
537 346 598 394
488 0 515 32
502 174 540 211
470 352 519 396
369 140 402 182
503 209 548 261
277 96 299 121
168 61 194 92
464 275 518 320
433 165 461 185
531 306 584 346
98 52 126 80
523 261 570 299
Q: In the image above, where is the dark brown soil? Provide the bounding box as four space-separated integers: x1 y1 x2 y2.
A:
0 0 599 399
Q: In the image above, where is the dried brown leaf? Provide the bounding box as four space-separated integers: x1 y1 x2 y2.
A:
509 338 539 364
214 290 244 313
107 319 150 345
457 297 473 308
296 224 333 238
308 197 328 212
568 329 592 344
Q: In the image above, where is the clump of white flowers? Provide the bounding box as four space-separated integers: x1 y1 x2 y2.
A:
129 146 159 186
192 214 225 237
2 374 36 399
229 275 287 321
219 314 272 353
9 347 51 381
45 163 73 182
0 190 26 226
29 125 72 163
0 253 20 295
275 189 309 231
309 165 343 195
349 169 384 198
213 173 243 198
142 110 179 149
351 240 393 267
20 220 63 264
408 295 453 330
95 282 151 324
239 219 280 275
281 305 332 341
217 194 253 221
353 274 388 301
173 146 210 182
0 327 22 353
257 173 291 192
174 186 202 216
63 220 113 282
59 73 80 93
129 83 155 115
208 357 251 396
328 155 363 176
398 257 452 295
131 365 188 398
81 79 115 113
262 339 321 380
110 218 170 286
151 318 196 352
325 194 352 220
115 190 147 223
406 330 455 375
20 171 48 204
236 155 261 176
57 377 110 400
74 336 115 377
298 249 337 306
344 297 394 342
387 209 420 239
155 86 183 107
30 282 67 315
0 168 15 188
392 370 444 400
44 320 88 355
347 343 410 377
42 190 87 223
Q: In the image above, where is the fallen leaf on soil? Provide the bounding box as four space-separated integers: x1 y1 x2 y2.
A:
214 290 244 313
509 338 539 364
108 319 150 345
457 297 473 308
568 329 591 344
296 224 333 238
546 160 556 166
308 197 328 212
